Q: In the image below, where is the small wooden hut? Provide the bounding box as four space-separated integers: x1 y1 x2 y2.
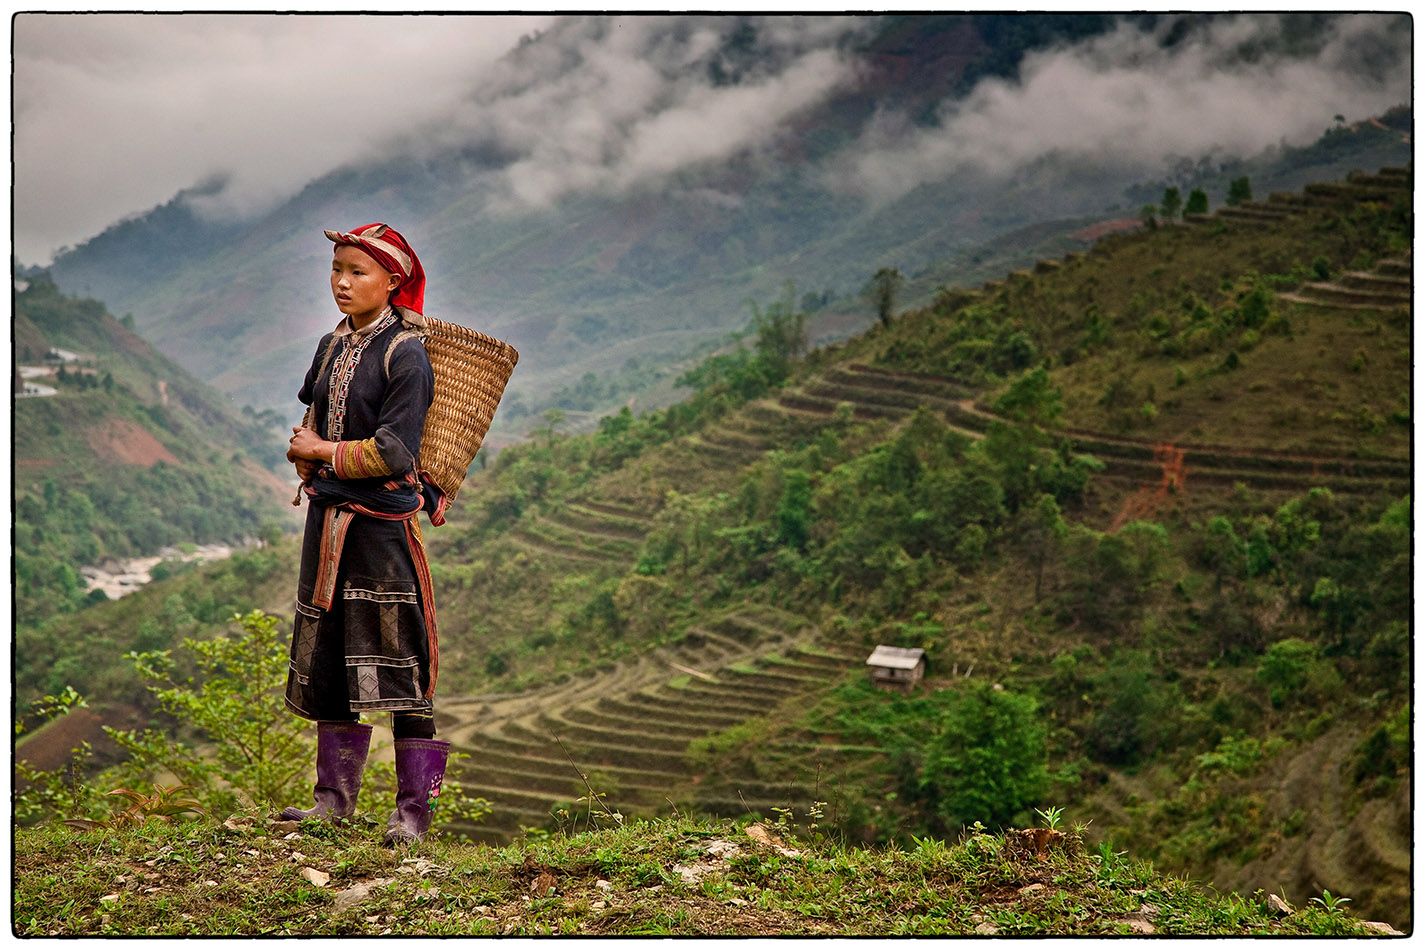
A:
865 645 926 692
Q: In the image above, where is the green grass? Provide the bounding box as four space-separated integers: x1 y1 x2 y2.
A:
11 815 1389 936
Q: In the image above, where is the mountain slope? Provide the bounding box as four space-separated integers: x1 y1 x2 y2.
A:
44 16 1410 432
13 276 294 625
20 164 1411 928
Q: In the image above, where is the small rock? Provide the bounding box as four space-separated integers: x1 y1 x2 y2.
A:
728 897 748 907
744 823 803 857
399 857 440 875
290 852 307 863
283 832 302 841
1124 919 1156 935
672 863 713 885
99 894 119 904
203 880 219 888
595 879 613 893
1266 893 1293 917
1018 883 1046 896
591 900 607 910
335 881 389 912
974 922 999 935
300 867 331 888
365 915 382 924
1362 922 1404 936
702 840 740 859
223 817 255 832
270 820 300 833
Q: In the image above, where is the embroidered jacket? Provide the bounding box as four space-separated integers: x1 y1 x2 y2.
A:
298 312 434 510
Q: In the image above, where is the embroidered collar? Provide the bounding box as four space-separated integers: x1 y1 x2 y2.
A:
333 306 396 340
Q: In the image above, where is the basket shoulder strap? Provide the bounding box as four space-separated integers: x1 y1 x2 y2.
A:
383 327 429 382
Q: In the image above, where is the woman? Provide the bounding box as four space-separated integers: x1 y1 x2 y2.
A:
282 222 448 846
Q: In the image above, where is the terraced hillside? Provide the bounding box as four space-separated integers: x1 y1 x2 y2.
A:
439 607 867 843
423 166 1410 894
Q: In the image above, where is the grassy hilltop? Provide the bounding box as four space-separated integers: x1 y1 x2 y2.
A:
15 163 1412 934
12 815 1398 936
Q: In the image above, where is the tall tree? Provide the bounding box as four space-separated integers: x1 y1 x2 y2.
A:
1227 176 1252 206
866 267 904 328
1159 187 1183 221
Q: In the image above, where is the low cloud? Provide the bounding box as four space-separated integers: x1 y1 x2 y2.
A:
831 14 1411 203
421 15 869 210
15 14 1408 265
13 13 550 263
15 14 868 263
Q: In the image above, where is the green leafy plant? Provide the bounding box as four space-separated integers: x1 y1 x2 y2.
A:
62 784 205 831
1309 890 1351 913
103 610 316 812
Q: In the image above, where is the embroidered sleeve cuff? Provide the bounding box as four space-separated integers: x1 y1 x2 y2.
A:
332 438 394 479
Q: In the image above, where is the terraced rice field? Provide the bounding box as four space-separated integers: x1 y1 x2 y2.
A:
439 606 867 844
1279 255 1411 311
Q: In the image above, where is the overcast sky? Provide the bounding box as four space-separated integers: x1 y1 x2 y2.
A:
13 13 552 264
13 12 1411 266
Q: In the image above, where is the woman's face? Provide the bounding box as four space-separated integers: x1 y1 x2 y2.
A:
331 245 400 321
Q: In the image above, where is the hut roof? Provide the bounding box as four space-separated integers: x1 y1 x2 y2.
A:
865 645 925 670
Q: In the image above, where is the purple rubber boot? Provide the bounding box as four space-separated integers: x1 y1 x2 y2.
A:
280 721 373 821
383 738 450 846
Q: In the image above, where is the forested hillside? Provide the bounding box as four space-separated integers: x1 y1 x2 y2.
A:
20 163 1410 930
13 276 293 625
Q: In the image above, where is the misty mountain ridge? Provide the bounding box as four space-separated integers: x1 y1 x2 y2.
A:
43 13 1409 430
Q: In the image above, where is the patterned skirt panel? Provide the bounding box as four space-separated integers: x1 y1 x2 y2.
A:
286 503 434 720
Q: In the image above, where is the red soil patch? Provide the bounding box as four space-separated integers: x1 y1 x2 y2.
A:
1109 442 1187 532
85 419 179 467
1071 218 1143 242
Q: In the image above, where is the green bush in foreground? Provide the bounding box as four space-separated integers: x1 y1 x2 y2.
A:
17 610 490 835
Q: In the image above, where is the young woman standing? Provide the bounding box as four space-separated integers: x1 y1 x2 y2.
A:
282 222 449 846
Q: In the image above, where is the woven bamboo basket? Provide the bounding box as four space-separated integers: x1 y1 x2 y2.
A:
415 315 519 504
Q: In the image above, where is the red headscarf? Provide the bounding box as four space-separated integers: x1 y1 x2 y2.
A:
324 222 426 315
